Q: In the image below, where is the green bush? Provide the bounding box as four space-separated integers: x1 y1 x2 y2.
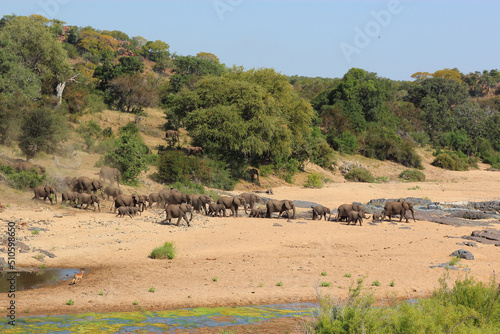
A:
310 141 337 170
399 169 426 182
304 172 323 188
331 130 358 154
149 241 176 260
156 150 236 191
98 123 152 185
344 168 374 183
259 164 274 177
0 165 46 190
431 150 478 171
305 275 500 334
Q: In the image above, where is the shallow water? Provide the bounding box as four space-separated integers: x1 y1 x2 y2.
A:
0 303 317 333
0 268 81 293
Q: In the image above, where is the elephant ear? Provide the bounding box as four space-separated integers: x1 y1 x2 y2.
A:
402 201 410 210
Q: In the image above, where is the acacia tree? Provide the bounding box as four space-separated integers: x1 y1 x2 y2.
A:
108 74 159 113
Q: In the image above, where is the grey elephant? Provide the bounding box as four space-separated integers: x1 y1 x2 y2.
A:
336 203 365 222
148 193 162 208
188 194 212 215
158 188 178 207
239 192 261 214
347 211 370 226
103 185 122 201
167 191 189 205
116 206 140 218
217 196 246 217
312 205 331 221
61 191 79 205
372 213 383 221
64 176 78 189
76 193 101 212
33 185 57 205
165 130 180 143
266 199 295 219
136 194 149 212
162 203 193 226
113 194 140 213
75 176 104 195
382 200 416 223
208 203 226 217
99 166 120 187
249 207 266 218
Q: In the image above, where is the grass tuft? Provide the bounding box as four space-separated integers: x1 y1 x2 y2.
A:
149 241 176 259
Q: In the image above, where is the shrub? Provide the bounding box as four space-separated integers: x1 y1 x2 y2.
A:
344 168 374 183
431 150 478 171
259 164 274 177
310 141 337 170
99 123 152 185
156 150 236 190
149 241 176 260
399 169 426 182
304 172 323 188
304 274 500 334
0 165 46 190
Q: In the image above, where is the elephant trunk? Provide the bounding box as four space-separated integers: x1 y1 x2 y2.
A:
292 205 296 219
410 209 415 222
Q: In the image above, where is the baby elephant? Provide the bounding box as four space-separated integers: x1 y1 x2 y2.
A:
76 193 101 212
347 211 370 226
372 213 383 222
311 205 331 221
208 203 226 217
249 207 266 218
116 206 139 218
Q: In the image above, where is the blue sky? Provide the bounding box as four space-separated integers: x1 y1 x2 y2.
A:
1 0 499 81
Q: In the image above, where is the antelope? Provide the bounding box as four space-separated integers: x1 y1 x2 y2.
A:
71 269 85 285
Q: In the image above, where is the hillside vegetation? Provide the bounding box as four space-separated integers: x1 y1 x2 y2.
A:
1 14 500 191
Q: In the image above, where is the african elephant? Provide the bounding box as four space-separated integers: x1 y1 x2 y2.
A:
167 191 189 205
336 203 365 222
113 194 140 213
208 203 226 217
75 176 103 195
116 206 140 218
99 166 121 187
183 146 203 155
188 194 212 215
217 196 246 217
148 193 161 208
103 185 122 201
162 203 193 226
32 185 57 205
64 176 78 189
136 194 149 212
61 191 79 205
249 207 266 218
165 130 180 142
76 193 101 212
347 211 370 226
14 161 45 174
239 193 261 214
158 188 178 207
312 205 331 221
382 200 416 223
372 213 383 221
266 199 295 219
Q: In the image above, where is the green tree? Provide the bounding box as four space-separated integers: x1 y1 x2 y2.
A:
167 55 226 93
18 108 68 160
0 15 69 98
142 40 169 62
101 123 151 185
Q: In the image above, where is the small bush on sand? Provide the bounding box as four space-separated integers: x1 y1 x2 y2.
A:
149 241 176 259
399 169 426 182
344 168 374 183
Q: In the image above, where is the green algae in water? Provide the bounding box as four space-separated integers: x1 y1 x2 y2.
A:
0 303 316 333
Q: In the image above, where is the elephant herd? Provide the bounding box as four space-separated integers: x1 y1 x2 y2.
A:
310 200 416 226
